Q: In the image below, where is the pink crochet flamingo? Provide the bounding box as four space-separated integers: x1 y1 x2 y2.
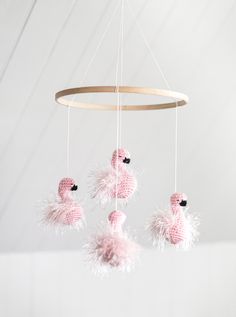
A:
148 193 199 250
90 148 137 205
43 178 84 230
86 210 140 274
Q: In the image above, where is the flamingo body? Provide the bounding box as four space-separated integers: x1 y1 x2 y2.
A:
43 178 84 230
148 193 199 250
91 149 137 205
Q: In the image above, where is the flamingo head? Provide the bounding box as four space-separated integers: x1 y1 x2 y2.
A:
111 148 131 168
170 192 188 214
58 178 78 200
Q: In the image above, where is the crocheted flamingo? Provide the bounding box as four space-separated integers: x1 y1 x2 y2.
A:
90 148 137 205
43 178 84 230
86 210 140 274
148 193 199 250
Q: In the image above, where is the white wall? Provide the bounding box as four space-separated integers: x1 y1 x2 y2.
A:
0 242 236 317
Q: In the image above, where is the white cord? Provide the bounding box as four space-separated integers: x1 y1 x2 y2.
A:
114 0 124 210
66 106 71 176
119 0 124 149
174 105 178 192
127 0 179 192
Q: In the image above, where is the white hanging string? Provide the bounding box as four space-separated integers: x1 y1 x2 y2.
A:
119 0 124 149
114 0 124 211
66 105 71 176
65 2 120 177
127 0 179 192
174 102 178 192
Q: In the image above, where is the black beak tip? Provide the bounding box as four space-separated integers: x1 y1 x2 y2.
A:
123 157 131 164
179 200 187 207
71 184 78 191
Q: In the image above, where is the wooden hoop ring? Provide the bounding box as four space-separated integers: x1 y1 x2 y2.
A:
55 86 188 111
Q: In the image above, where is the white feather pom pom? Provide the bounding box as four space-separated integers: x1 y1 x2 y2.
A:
178 211 199 250
89 166 117 205
147 210 172 250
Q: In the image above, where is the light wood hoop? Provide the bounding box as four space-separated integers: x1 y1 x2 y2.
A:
55 86 188 111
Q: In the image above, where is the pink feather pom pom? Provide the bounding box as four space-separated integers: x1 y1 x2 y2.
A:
42 178 85 231
147 193 199 250
90 149 137 205
85 211 140 274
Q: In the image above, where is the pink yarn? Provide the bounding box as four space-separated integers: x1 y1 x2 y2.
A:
90 148 137 205
170 192 187 214
58 178 75 201
86 210 140 273
148 192 199 250
108 210 127 231
168 213 186 244
168 192 187 244
43 178 84 230
111 148 129 168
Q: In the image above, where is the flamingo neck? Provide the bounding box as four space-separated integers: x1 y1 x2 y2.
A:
59 190 72 202
111 222 123 233
108 210 126 233
112 162 126 171
171 204 183 215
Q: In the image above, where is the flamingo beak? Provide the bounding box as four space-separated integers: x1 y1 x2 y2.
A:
71 184 78 191
180 200 187 207
123 157 130 164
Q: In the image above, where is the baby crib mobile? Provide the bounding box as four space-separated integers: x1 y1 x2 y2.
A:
42 0 199 273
